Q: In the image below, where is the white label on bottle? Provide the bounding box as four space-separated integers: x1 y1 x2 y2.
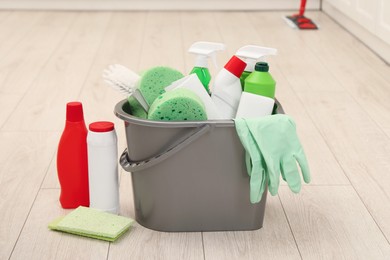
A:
235 92 274 118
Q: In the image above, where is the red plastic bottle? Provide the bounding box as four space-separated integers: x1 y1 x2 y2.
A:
57 102 89 208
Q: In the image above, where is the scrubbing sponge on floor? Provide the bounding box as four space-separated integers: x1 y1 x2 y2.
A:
49 206 134 242
148 88 207 121
138 66 184 106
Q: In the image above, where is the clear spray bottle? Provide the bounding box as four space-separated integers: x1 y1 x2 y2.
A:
188 41 225 94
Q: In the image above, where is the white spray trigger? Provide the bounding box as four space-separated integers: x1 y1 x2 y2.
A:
236 45 277 72
211 53 218 68
188 41 225 68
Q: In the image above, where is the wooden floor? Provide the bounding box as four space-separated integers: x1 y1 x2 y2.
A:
1 10 390 259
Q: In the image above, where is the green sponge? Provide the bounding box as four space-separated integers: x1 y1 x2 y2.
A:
148 88 207 121
138 66 184 106
48 207 134 242
127 96 147 119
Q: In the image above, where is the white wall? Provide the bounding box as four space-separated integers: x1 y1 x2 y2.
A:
323 0 390 63
0 0 321 11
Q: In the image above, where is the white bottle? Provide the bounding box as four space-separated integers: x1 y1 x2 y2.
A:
211 55 247 119
87 121 119 214
236 45 277 89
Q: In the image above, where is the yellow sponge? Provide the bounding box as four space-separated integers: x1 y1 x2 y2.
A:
48 207 134 242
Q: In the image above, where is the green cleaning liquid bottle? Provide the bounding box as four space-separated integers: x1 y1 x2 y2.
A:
188 41 225 94
235 62 276 118
236 45 277 90
190 67 211 92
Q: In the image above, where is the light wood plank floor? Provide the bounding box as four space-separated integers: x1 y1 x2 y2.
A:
1 10 390 260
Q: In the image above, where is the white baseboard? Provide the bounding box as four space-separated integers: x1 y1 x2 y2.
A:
0 0 320 11
323 1 390 64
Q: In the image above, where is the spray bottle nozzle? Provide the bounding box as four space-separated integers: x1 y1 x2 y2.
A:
188 41 226 68
236 45 277 72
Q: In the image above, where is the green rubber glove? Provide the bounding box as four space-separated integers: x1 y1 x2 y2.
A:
245 115 310 195
234 118 268 203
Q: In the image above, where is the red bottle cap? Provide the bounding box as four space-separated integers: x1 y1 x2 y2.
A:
66 102 84 122
224 55 246 78
89 121 114 132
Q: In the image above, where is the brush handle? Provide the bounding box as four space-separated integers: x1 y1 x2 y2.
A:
299 0 307 16
133 89 149 112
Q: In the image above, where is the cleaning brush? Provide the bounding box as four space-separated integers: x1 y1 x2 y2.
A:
103 64 149 112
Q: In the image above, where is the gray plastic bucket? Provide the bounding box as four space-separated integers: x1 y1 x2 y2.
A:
115 99 283 232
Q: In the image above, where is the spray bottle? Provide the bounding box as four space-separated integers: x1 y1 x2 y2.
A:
188 41 225 94
235 62 276 118
236 45 277 89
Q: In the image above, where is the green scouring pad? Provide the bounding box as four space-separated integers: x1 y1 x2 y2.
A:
48 207 134 242
148 88 207 121
138 66 184 106
128 95 147 119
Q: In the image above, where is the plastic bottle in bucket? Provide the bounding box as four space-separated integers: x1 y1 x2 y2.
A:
236 62 276 118
236 45 277 89
211 55 246 119
188 41 225 94
57 102 89 208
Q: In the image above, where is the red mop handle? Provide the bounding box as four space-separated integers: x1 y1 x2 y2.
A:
299 0 307 16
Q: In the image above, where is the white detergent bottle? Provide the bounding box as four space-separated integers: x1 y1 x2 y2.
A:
211 55 247 119
236 45 277 89
87 121 119 214
236 62 276 118
188 41 225 94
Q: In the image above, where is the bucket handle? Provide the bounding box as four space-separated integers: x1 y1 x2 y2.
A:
120 124 212 172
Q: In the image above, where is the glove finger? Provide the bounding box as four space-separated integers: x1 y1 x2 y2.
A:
255 152 268 200
281 158 301 193
245 151 252 177
264 157 280 196
245 124 280 196
235 119 257 177
261 168 268 196
285 116 311 183
250 161 265 203
280 167 287 182
295 150 311 183
235 118 266 203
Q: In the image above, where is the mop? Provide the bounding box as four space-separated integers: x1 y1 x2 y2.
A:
284 0 318 30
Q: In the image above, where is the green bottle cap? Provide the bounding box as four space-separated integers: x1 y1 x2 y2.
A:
255 62 269 72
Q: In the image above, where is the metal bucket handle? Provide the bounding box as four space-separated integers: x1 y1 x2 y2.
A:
120 124 212 172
